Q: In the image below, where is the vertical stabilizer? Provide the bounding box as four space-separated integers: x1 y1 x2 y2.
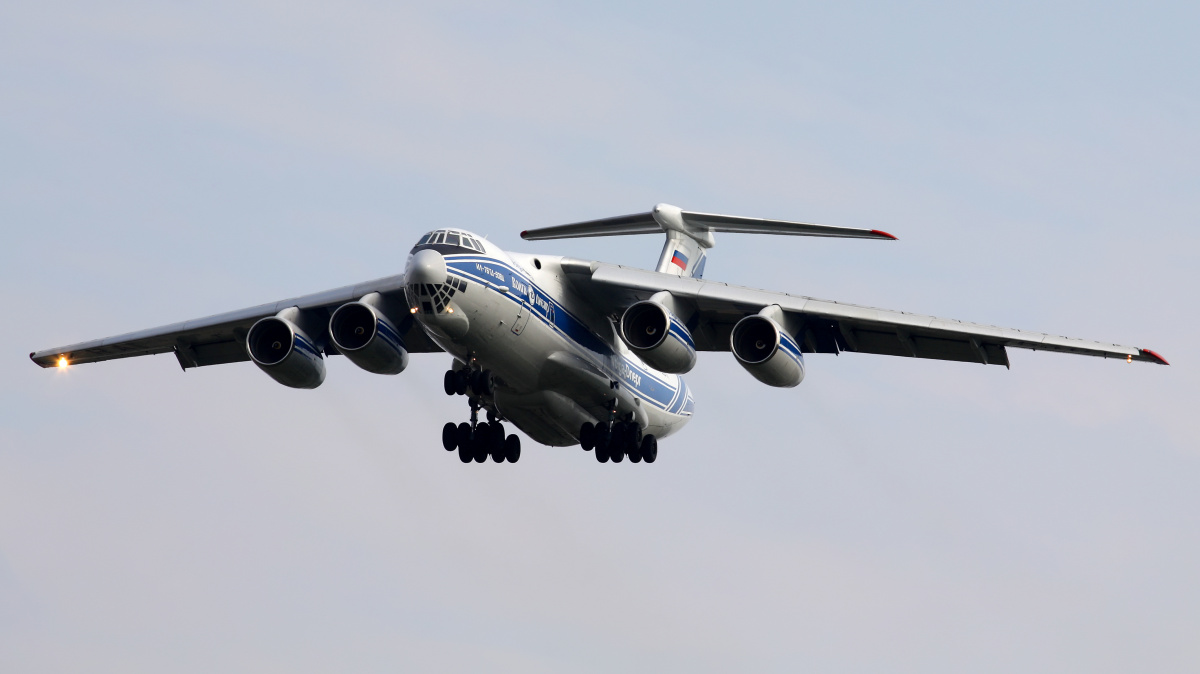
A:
650 204 714 278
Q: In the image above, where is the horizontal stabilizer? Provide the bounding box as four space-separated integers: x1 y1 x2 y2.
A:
521 212 660 240
521 204 897 242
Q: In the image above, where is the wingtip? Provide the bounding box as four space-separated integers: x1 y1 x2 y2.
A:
871 229 898 240
520 230 530 240
1140 348 1169 365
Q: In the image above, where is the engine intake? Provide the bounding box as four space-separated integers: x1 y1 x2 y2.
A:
730 314 805 388
246 314 326 389
619 300 696 374
329 296 409 375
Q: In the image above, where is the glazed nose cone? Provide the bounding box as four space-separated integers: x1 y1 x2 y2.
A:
405 249 447 286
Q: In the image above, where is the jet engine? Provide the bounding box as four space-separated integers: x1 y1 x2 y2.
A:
730 313 805 388
619 300 696 374
329 293 409 375
246 311 326 389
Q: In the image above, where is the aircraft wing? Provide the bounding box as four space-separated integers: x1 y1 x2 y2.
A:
30 274 442 370
559 259 1168 367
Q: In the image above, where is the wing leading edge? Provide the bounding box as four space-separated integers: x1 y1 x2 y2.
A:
30 274 442 370
559 259 1168 367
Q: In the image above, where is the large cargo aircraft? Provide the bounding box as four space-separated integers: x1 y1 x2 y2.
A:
31 204 1167 464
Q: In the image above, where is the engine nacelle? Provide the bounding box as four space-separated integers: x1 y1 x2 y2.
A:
246 313 326 389
619 300 697 374
329 295 409 375
730 314 805 388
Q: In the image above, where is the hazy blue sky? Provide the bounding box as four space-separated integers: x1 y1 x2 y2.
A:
2 2 1198 672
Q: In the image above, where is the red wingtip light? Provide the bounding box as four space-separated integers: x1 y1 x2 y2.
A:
520 230 529 239
1140 348 1169 365
871 229 898 240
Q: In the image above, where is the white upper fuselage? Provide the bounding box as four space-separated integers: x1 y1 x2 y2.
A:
402 228 693 446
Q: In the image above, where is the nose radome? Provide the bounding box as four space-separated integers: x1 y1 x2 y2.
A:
406 249 447 285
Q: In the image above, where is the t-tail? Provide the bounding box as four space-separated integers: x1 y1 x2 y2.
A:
521 203 897 278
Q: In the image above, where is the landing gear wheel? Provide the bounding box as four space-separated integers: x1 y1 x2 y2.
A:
579 422 595 451
443 371 456 396
595 435 610 463
504 434 521 463
489 424 506 463
641 435 657 463
442 422 458 451
458 443 472 463
609 422 626 463
454 370 469 396
457 422 472 451
472 422 490 463
470 370 493 397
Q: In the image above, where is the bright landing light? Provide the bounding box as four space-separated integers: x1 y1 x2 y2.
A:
56 356 69 369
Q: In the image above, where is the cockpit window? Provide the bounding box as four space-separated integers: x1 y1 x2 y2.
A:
411 229 485 254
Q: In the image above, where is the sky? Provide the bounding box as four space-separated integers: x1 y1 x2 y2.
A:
2 1 1198 671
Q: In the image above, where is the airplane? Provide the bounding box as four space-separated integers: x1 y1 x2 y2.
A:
30 204 1168 464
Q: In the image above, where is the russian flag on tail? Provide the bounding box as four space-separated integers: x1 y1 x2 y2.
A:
670 250 688 270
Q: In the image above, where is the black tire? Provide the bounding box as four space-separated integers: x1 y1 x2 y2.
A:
454 370 469 395
642 435 657 463
628 442 642 463
486 409 498 423
442 422 458 451
457 422 472 450
595 440 609 463
458 443 472 463
488 423 505 462
472 422 489 463
609 422 626 463
470 370 492 397
443 371 456 396
579 422 595 450
504 434 521 463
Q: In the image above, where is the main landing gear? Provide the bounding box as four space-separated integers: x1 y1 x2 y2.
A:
441 367 520 464
578 403 657 464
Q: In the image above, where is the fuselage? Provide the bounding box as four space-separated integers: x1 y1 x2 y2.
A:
402 228 693 446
